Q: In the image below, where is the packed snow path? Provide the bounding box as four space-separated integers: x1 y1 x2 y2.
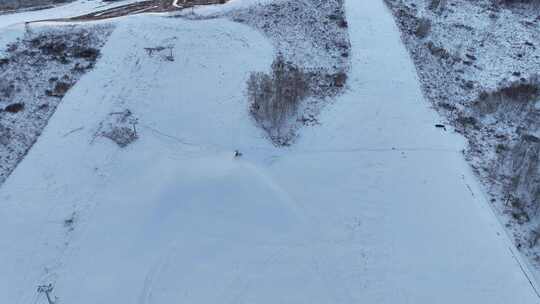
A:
1 0 539 303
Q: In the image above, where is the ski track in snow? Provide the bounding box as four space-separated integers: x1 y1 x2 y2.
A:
1 0 540 303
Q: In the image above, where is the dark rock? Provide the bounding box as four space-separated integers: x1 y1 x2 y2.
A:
4 102 24 113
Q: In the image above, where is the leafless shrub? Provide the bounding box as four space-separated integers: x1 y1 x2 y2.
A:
333 72 348 88
493 0 540 5
529 225 540 247
144 45 174 61
248 55 308 145
95 109 139 148
425 41 451 60
501 135 540 218
0 0 72 10
25 32 101 65
425 0 447 13
437 101 458 112
464 76 540 225
455 114 478 129
102 127 137 148
504 195 531 224
45 81 72 98
428 0 441 10
474 77 540 116
0 124 11 146
223 0 350 146
0 82 15 99
415 18 432 38
73 47 100 61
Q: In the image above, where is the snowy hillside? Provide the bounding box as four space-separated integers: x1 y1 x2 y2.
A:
1 0 540 303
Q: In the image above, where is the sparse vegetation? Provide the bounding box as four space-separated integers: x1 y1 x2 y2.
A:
0 25 111 185
248 55 308 146
95 110 139 148
385 0 540 266
3 102 24 113
494 0 540 5
415 18 432 38
500 134 540 221
0 0 73 11
474 78 540 116
183 0 351 146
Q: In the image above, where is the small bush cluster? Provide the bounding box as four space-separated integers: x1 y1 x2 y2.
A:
428 0 447 12
415 18 432 38
96 110 139 148
22 31 101 65
501 135 540 220
248 55 308 145
474 77 540 116
494 0 540 4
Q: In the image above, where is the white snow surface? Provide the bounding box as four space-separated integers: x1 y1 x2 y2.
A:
1 1 540 303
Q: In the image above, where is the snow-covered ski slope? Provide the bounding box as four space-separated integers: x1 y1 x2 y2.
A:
1 0 539 303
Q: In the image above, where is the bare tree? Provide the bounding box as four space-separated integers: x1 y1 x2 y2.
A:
247 54 308 144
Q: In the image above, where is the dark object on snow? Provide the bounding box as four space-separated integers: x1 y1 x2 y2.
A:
333 72 348 88
98 109 138 148
234 150 243 158
435 123 447 131
4 102 24 113
73 47 100 61
102 126 137 148
37 283 55 304
47 81 72 98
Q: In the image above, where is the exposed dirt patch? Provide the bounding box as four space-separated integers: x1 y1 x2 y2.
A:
3 103 25 113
